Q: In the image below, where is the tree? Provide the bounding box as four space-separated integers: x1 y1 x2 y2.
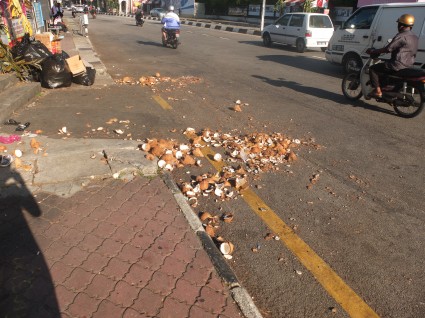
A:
274 0 285 16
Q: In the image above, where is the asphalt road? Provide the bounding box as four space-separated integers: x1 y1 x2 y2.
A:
21 13 425 318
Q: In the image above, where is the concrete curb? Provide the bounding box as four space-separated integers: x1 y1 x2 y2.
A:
0 82 41 124
162 173 263 318
100 13 262 36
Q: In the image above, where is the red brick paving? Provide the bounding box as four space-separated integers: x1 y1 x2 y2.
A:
1 176 243 317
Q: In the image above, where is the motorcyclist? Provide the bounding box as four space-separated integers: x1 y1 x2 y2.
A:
71 6 77 18
367 14 418 98
161 5 180 43
135 5 144 24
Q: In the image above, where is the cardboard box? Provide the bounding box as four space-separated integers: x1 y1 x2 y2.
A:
66 55 86 76
35 32 54 52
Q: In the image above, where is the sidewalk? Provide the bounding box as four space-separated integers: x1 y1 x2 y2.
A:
0 15 262 318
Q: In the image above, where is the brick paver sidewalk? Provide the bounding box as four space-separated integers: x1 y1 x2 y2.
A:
0 176 243 317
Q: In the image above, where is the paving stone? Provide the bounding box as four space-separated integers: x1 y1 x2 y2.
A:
159 296 191 318
181 265 212 287
45 240 72 262
109 280 140 307
188 304 217 318
111 225 135 243
161 224 187 243
50 261 75 284
170 278 201 305
67 292 101 318
89 206 112 221
123 307 149 318
192 249 215 271
132 288 164 316
64 268 95 292
77 217 100 234
130 232 155 248
142 220 165 238
61 246 90 267
84 274 116 299
126 215 148 232
57 213 82 230
123 263 153 288
43 223 67 241
79 233 105 252
92 221 117 239
145 271 178 296
139 249 166 271
93 299 125 318
55 284 77 312
117 244 143 263
101 258 132 281
150 237 178 256
96 238 123 257
221 298 244 318
60 228 87 246
107 212 132 228
196 285 227 314
172 241 198 263
160 256 188 278
80 252 111 273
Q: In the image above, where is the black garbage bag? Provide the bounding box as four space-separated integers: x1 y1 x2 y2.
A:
54 50 70 62
40 55 72 89
72 67 96 86
11 34 52 63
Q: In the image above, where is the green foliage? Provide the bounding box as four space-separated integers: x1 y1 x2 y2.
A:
0 42 42 81
274 0 285 16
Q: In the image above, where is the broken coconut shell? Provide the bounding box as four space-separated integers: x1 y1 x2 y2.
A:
220 242 234 255
205 224 216 237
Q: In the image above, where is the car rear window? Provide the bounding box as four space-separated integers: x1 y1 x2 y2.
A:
309 15 333 28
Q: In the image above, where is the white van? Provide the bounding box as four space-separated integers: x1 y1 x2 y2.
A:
326 3 425 72
262 13 334 53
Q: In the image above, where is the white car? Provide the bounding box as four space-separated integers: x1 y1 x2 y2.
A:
262 13 334 53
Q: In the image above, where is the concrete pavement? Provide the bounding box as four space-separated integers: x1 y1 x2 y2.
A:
0 14 263 318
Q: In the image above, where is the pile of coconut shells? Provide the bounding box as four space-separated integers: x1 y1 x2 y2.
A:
115 73 201 89
138 128 305 258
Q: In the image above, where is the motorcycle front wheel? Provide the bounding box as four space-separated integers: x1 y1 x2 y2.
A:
393 83 424 118
342 72 363 101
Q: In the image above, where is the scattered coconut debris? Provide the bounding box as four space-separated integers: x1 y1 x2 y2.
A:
115 74 202 91
307 173 320 189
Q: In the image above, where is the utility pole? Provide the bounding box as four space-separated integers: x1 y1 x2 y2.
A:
260 0 266 31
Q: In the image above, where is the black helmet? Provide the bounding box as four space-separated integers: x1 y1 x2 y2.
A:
397 14 415 27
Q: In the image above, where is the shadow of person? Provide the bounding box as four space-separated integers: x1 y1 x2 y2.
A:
0 165 60 317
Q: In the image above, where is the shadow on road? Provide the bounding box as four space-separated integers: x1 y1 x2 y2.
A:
253 74 397 116
136 40 164 47
0 166 60 317
257 54 342 78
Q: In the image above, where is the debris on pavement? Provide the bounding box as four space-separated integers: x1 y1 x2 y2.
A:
115 74 202 91
307 173 320 189
0 134 22 144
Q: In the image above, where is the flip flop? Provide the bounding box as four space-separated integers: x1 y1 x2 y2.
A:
0 154 13 167
3 119 21 125
15 122 30 131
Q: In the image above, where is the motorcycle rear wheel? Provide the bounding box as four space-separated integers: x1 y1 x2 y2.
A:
342 72 363 101
172 39 178 49
393 84 424 118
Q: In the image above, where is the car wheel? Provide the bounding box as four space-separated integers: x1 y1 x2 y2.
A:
343 54 362 73
296 39 305 53
263 33 272 47
321 47 327 52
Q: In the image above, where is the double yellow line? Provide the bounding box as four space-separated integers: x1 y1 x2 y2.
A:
154 96 379 318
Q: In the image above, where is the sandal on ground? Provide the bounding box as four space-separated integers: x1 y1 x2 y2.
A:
0 154 13 167
3 119 20 125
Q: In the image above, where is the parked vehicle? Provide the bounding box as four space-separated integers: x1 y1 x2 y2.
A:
150 8 166 18
342 49 425 118
73 5 85 13
162 29 180 49
262 13 334 53
326 3 425 73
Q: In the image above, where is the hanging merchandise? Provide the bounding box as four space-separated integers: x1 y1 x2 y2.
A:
1 0 34 45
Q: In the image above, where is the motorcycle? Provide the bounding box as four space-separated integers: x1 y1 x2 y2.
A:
162 29 180 49
71 9 76 18
135 14 144 27
342 49 425 118
91 10 96 19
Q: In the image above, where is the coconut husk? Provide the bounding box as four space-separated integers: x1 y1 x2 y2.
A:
192 147 204 158
287 152 297 162
182 155 196 165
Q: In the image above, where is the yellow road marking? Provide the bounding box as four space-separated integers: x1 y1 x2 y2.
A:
153 95 172 110
197 143 379 318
